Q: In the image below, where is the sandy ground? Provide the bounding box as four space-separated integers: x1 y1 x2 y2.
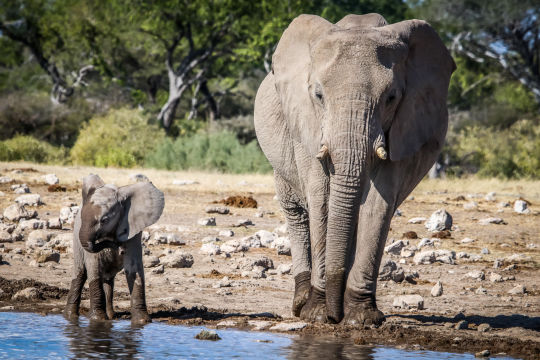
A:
0 162 539 359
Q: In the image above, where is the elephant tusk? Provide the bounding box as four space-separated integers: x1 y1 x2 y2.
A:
316 144 329 160
376 146 387 160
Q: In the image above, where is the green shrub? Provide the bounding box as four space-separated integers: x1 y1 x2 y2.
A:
145 131 272 173
0 135 67 163
70 108 165 167
448 119 540 178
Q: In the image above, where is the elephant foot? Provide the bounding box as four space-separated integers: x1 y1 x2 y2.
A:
292 271 311 317
88 308 108 321
342 289 385 327
63 304 79 320
299 286 328 323
131 310 151 325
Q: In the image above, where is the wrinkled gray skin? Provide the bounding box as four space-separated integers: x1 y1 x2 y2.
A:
64 174 164 325
254 13 455 325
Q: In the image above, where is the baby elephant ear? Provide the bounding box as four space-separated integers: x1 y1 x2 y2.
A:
82 174 105 204
116 182 165 242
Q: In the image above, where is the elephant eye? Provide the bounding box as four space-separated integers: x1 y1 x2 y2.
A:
100 216 110 225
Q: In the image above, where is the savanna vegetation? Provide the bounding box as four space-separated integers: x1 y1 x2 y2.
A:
0 0 538 177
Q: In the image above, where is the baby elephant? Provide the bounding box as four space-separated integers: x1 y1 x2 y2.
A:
64 174 164 324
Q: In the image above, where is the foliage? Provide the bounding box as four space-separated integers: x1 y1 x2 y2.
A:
70 108 165 167
446 120 540 178
145 131 272 173
0 135 67 163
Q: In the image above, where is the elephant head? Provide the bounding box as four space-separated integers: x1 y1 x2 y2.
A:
79 174 165 253
272 14 455 322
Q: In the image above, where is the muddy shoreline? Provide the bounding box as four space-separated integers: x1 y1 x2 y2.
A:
0 164 539 359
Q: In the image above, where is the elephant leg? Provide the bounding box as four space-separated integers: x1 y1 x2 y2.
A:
64 268 87 319
124 234 151 325
275 173 311 317
88 277 107 321
342 180 393 327
103 277 115 320
300 167 329 323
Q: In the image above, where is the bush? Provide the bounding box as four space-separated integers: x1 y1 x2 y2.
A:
145 131 272 173
70 108 165 167
447 119 540 178
0 135 67 163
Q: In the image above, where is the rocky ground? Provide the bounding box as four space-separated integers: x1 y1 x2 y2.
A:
0 163 538 359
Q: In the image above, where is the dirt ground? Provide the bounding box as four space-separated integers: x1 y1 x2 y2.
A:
0 162 538 359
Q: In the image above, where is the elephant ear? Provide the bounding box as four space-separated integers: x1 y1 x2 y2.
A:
82 174 105 204
383 20 456 162
272 15 332 156
336 13 388 29
116 182 165 242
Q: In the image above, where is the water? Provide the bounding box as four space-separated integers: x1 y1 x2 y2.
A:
0 312 511 359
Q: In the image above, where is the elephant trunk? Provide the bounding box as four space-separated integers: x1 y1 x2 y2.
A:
325 97 382 323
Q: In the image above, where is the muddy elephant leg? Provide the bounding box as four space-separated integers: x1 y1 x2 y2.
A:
123 234 151 325
275 173 312 317
87 277 107 321
300 168 329 323
64 268 87 319
342 180 393 327
103 277 115 320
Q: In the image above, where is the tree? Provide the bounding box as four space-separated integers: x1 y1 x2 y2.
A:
414 0 540 105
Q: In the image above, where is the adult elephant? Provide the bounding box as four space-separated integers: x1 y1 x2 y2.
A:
64 174 164 324
254 13 455 325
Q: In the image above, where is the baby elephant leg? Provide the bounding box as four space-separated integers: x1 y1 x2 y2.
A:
103 277 115 320
123 234 151 325
64 268 87 319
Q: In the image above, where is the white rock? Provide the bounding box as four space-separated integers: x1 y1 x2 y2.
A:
18 219 46 231
198 217 216 226
151 264 165 274
484 192 496 201
200 243 221 256
202 236 220 243
478 217 505 225
413 250 436 265
498 201 510 208
505 253 532 262
508 284 526 295
15 194 41 206
475 287 487 295
166 233 185 245
256 230 277 247
393 295 424 310
35 250 60 263
431 281 443 297
248 320 272 330
160 251 194 268
463 201 478 210
466 270 485 281
59 206 79 224
274 223 287 234
400 247 416 258
460 237 475 244
219 230 234 237
3 204 37 221
172 179 199 185
269 322 308 331
43 174 59 185
417 238 436 248
0 176 13 183
144 256 160 268
408 217 426 224
216 320 237 328
272 236 291 256
234 219 253 227
0 230 12 243
205 206 229 214
513 200 530 214
456 252 469 259
26 230 52 249
385 239 408 255
12 287 39 300
46 218 62 230
221 239 248 254
241 235 261 248
50 233 71 249
489 273 503 283
277 263 292 275
425 209 452 232
378 260 405 282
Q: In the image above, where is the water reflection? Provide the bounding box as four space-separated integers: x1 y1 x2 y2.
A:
63 318 141 359
285 336 374 360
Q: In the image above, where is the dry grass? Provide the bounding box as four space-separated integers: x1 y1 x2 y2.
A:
1 161 540 200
